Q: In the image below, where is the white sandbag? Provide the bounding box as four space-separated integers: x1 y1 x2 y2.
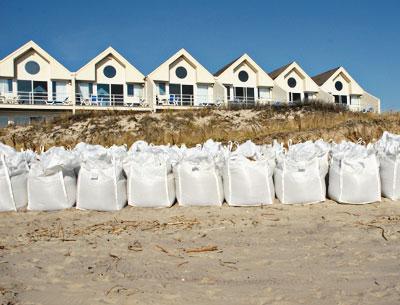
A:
123 143 175 208
274 140 330 204
76 144 127 211
328 142 381 204
174 141 224 206
223 141 276 206
0 148 31 211
374 132 400 200
28 147 78 211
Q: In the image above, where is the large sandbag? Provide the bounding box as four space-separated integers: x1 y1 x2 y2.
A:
274 140 330 204
374 132 400 200
76 144 127 211
0 147 32 211
328 142 381 204
223 141 276 206
123 143 176 208
28 147 78 211
174 140 224 206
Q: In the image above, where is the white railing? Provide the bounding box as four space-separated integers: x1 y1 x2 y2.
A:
75 94 148 107
228 96 273 105
156 94 222 107
0 91 71 106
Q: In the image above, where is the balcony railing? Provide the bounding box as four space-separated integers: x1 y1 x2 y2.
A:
75 94 148 107
0 91 71 106
156 94 223 107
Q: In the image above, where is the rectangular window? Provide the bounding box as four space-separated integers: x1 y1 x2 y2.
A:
258 88 271 99
341 95 347 104
182 85 194 104
134 84 143 97
158 82 166 95
169 83 181 95
246 88 255 102
0 79 12 93
334 95 339 103
235 87 244 101
292 93 301 101
88 83 93 95
127 84 134 96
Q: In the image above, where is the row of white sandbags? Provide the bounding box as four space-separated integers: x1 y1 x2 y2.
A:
0 132 399 211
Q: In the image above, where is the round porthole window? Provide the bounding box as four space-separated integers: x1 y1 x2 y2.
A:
335 81 343 91
25 61 40 75
238 71 249 82
287 77 297 88
103 65 116 78
176 66 187 79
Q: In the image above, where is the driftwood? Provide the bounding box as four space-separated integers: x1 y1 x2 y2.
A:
184 246 218 253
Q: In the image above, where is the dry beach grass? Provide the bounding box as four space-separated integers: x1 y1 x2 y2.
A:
1 102 400 150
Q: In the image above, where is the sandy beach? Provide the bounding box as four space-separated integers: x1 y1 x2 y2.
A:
0 199 399 305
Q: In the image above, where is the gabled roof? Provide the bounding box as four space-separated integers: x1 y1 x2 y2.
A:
75 46 145 82
214 55 242 76
213 53 274 87
147 48 215 83
311 67 340 86
268 61 320 92
0 40 71 79
268 62 294 80
312 66 364 95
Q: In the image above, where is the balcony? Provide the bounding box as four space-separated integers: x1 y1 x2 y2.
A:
155 94 222 107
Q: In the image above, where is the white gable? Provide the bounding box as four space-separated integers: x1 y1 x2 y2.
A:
147 49 215 84
273 62 320 93
216 54 274 87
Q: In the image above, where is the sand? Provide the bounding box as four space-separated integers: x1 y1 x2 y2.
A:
1 199 400 305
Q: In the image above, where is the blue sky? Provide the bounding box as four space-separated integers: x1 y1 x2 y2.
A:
1 0 399 110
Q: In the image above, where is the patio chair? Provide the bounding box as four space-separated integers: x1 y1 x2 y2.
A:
4 93 18 104
89 95 104 106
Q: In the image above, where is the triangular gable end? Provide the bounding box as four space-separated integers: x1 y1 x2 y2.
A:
147 49 215 84
75 47 145 83
272 62 320 92
0 40 71 79
330 67 364 95
215 54 274 87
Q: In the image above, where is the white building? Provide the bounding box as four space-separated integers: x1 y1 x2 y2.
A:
214 54 283 105
0 41 73 105
312 66 380 112
75 47 146 107
146 49 219 108
269 62 330 102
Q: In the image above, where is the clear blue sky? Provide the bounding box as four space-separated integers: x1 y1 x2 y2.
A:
1 0 399 110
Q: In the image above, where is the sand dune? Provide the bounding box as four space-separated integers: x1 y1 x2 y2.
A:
1 199 400 305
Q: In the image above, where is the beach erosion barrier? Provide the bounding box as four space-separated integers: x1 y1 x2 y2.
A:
0 131 400 212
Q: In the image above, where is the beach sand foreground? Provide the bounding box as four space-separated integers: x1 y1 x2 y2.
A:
0 199 399 305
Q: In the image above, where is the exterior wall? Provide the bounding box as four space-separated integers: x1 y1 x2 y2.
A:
316 89 334 103
95 57 126 85
213 82 225 105
271 85 288 103
360 92 380 113
232 63 257 88
169 58 197 85
145 77 155 109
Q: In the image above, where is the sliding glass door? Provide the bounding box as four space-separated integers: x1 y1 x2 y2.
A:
169 83 194 105
17 80 48 104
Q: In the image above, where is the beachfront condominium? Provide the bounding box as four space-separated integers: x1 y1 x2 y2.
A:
0 41 381 118
214 54 287 105
75 47 146 107
312 67 380 113
0 41 74 105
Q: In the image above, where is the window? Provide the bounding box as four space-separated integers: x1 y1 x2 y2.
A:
334 95 348 104
25 61 40 75
258 88 271 99
127 84 134 96
52 81 68 101
238 71 249 82
288 77 297 88
169 83 181 96
350 95 360 106
335 81 343 91
158 82 166 95
0 79 12 93
341 95 347 104
225 85 231 101
175 67 187 79
246 88 255 102
103 66 116 78
235 87 244 100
